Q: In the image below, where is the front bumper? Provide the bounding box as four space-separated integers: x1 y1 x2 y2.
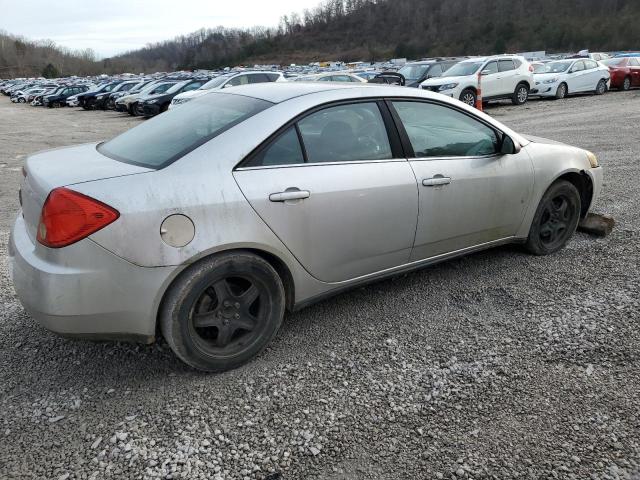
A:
142 103 161 117
531 81 558 97
9 215 176 342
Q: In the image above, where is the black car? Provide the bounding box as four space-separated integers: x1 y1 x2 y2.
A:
140 79 207 117
43 85 89 108
106 80 151 110
93 81 140 110
370 58 464 87
78 82 122 109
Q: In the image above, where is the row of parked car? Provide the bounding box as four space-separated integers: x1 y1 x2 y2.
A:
2 52 639 118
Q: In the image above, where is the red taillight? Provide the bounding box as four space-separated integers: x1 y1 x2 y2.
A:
37 188 119 248
528 65 534 72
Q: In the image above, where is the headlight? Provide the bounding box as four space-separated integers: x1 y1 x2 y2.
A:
586 151 598 168
438 83 458 91
172 98 190 105
543 78 558 84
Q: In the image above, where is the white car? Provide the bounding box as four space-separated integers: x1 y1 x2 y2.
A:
531 59 610 99
420 55 534 107
169 71 285 109
292 72 367 83
66 93 82 107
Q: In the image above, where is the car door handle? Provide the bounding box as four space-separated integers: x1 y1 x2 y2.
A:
422 176 451 187
269 189 311 202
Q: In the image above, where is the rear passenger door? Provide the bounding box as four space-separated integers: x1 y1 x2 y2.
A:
233 101 419 283
497 59 517 95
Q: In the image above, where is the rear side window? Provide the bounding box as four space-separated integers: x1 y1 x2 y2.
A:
98 93 272 168
246 127 304 167
513 59 522 68
298 103 392 163
498 60 515 72
266 73 281 82
392 101 499 157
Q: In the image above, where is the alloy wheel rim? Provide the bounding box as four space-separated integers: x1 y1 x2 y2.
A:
517 87 528 103
559 85 566 98
189 275 266 355
539 194 575 248
462 93 475 105
598 81 605 94
624 78 631 90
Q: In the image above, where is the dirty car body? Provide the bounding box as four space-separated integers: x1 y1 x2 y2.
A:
9 83 603 371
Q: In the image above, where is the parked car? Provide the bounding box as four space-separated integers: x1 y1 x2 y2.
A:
371 59 462 87
126 81 180 116
9 83 602 372
93 81 139 110
293 71 366 83
43 85 89 107
12 87 47 103
78 82 122 109
32 86 65 106
140 79 207 116
169 71 285 109
530 59 610 99
420 55 534 106
107 80 151 109
602 57 640 91
567 51 610 62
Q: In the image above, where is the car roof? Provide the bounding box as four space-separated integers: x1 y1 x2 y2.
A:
222 81 464 104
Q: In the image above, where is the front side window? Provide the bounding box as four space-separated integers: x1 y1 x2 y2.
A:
392 101 499 158
226 75 250 87
298 103 392 163
482 61 499 75
99 93 272 168
572 61 585 72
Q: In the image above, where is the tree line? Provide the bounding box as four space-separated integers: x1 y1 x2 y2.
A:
2 0 639 78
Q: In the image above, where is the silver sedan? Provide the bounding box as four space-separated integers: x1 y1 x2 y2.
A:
9 83 603 371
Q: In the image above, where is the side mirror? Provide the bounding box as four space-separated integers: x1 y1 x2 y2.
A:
500 135 521 155
481 70 491 76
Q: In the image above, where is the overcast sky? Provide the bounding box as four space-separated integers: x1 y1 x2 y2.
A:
0 0 320 58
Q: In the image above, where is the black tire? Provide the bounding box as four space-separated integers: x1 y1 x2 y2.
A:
595 79 607 95
525 180 581 256
160 251 285 372
512 83 529 105
17 97 25 103
622 77 631 91
554 83 567 100
459 88 476 107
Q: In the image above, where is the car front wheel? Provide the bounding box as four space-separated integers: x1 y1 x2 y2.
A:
160 251 285 372
555 83 567 99
512 83 529 105
525 180 581 255
459 88 476 106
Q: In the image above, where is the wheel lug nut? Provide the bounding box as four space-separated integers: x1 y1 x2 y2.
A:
234 302 240 309
224 301 230 307
234 313 240 319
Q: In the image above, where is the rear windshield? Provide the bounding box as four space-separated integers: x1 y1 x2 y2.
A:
98 93 272 168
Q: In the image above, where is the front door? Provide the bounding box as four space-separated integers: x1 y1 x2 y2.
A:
388 100 533 261
234 102 419 283
480 61 500 98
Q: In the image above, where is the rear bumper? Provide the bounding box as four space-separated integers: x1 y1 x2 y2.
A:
9 215 176 342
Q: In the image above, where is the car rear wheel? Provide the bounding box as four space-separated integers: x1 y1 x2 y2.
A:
17 97 25 103
525 180 581 255
459 88 476 107
595 79 607 95
555 83 567 99
161 252 285 372
512 83 529 105
622 77 631 91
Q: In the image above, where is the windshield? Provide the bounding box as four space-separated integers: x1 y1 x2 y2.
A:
442 62 483 77
539 61 572 73
398 64 431 81
149 82 176 95
98 93 272 168
200 76 230 90
602 58 625 66
166 81 189 94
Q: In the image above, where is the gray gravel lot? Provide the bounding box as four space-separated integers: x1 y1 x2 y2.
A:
1 92 640 480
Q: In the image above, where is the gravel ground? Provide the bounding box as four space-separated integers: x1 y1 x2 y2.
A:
1 92 639 480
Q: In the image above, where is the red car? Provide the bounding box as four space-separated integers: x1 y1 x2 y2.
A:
602 57 640 91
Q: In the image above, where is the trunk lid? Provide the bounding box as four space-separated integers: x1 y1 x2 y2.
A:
21 142 153 243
